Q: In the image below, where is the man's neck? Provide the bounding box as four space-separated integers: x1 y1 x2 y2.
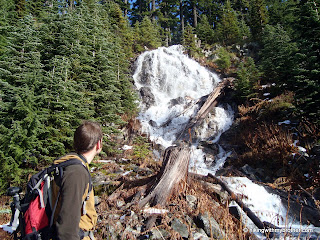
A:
81 149 96 164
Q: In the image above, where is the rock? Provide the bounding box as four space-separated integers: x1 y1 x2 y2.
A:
229 205 240 220
171 218 189 238
311 144 320 156
149 120 158 127
240 164 255 176
94 196 101 206
116 200 126 208
240 164 264 181
169 97 184 107
151 228 170 239
140 87 155 108
186 195 197 209
192 228 209 240
203 182 229 204
92 172 107 186
196 212 225 239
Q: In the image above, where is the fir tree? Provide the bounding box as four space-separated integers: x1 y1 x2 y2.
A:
196 14 214 45
0 15 46 191
248 0 268 41
134 16 162 52
215 0 242 45
259 24 297 89
0 0 16 57
235 57 260 101
293 0 320 121
183 23 198 56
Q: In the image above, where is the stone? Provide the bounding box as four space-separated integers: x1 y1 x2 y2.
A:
186 195 197 209
140 87 155 108
94 196 101 206
116 200 126 208
171 218 189 238
196 212 225 239
192 228 209 240
151 228 170 239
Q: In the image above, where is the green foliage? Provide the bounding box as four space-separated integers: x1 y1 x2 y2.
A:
215 0 242 45
259 24 297 88
248 0 268 40
265 0 298 36
0 0 16 56
214 47 232 71
292 0 320 122
132 136 152 163
183 24 198 56
0 2 138 193
196 15 214 46
134 16 162 52
235 57 260 101
0 15 49 191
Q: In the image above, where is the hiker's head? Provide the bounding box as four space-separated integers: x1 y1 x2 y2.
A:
74 121 103 153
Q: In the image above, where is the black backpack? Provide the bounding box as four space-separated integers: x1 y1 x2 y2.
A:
6 157 92 240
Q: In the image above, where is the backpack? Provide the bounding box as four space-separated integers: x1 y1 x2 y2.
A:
7 157 92 240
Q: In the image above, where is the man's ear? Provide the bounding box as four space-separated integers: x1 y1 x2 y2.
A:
96 138 102 151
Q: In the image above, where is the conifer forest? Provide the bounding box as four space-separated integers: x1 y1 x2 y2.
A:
0 0 319 201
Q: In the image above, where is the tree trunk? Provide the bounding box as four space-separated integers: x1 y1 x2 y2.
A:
138 143 190 209
178 78 232 140
152 0 156 22
180 0 185 33
124 0 128 17
193 1 197 28
138 143 190 229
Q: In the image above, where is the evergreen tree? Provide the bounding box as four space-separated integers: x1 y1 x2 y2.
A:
215 0 242 45
0 0 16 56
196 14 214 45
105 1 135 58
259 24 297 89
215 46 232 71
198 0 223 30
0 15 47 191
293 0 320 121
15 0 26 17
134 16 162 52
265 0 298 36
157 0 180 44
235 57 260 101
183 23 198 56
248 0 268 41
130 0 150 23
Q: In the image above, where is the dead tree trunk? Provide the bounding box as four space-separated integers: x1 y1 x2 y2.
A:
138 144 190 229
138 144 190 209
178 78 232 140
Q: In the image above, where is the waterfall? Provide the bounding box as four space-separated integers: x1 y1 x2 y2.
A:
133 45 233 174
133 46 319 238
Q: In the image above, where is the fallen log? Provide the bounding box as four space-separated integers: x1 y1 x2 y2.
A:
189 172 274 238
178 78 232 141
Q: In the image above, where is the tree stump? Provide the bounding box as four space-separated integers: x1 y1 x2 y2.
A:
138 143 190 209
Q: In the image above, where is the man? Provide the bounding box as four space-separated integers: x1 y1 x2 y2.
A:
52 121 102 240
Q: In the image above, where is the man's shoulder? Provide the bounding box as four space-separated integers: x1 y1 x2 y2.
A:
64 163 89 175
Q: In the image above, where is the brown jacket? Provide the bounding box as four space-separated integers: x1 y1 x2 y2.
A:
52 154 97 240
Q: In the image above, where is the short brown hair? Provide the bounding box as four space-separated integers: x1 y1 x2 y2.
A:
73 121 103 153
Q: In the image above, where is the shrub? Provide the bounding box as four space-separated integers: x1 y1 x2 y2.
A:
214 47 231 72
